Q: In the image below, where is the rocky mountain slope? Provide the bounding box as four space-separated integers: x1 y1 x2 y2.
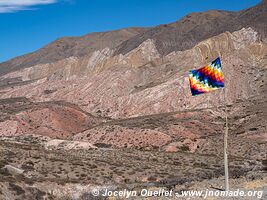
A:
0 0 267 78
0 27 147 76
1 27 266 118
0 0 266 165
116 0 267 55
0 1 266 199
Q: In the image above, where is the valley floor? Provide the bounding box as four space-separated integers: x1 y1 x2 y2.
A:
0 134 266 200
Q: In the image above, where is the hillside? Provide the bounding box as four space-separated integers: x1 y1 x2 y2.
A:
0 27 147 76
0 1 266 199
0 0 267 77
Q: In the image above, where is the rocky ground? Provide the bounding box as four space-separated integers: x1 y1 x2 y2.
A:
0 95 266 199
0 132 266 199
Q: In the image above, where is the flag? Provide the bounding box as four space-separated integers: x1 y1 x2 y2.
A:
189 57 224 96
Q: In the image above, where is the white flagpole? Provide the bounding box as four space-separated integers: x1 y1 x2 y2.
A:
223 87 229 191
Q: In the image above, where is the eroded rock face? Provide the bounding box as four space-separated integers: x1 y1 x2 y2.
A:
0 99 104 138
0 5 266 159
0 27 264 153
15 106 89 138
1 28 266 120
0 28 266 157
74 125 172 149
0 120 19 136
0 3 267 198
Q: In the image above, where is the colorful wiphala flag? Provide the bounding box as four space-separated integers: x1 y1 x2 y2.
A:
189 57 224 96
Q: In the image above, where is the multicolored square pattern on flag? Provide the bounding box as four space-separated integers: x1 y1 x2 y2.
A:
189 57 224 96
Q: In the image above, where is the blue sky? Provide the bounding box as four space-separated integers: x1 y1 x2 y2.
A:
0 0 261 63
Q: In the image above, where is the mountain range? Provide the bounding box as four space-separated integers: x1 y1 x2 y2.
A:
0 1 266 199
